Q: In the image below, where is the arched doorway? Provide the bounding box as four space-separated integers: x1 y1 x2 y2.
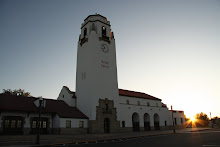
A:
104 118 110 133
154 113 160 130
132 112 140 132
144 113 151 131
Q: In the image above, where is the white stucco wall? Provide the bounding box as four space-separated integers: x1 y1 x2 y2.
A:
59 117 88 128
119 95 171 127
57 87 76 107
53 114 60 128
171 111 186 125
76 15 120 121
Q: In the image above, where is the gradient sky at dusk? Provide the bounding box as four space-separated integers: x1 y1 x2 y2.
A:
1 0 220 118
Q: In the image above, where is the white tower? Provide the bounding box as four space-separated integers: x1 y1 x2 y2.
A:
76 14 120 133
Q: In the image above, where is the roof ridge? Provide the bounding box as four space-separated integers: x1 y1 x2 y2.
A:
118 88 161 101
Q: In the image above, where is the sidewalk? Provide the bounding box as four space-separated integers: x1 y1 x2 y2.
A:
0 128 212 147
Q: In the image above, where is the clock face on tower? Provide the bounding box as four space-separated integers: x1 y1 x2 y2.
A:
101 44 109 53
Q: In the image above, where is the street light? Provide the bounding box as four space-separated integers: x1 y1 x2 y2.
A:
34 97 46 144
171 105 176 133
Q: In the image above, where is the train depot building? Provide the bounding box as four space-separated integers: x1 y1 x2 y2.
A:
0 14 186 135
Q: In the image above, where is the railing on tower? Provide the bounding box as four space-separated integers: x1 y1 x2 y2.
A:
80 37 88 46
99 35 110 44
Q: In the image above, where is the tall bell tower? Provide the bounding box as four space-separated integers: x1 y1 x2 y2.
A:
75 14 120 133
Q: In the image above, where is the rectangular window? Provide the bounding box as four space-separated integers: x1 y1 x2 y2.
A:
165 121 167 126
174 118 177 125
84 72 86 79
11 120 16 128
66 120 71 128
43 121 47 128
122 121 125 128
79 121 84 128
17 120 22 128
181 118 183 124
32 121 36 128
4 120 10 128
81 72 86 80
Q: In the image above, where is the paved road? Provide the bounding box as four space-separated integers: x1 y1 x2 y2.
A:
0 128 218 147
59 130 220 147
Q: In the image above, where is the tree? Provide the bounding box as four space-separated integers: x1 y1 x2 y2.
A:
195 112 209 127
212 116 220 126
2 89 31 97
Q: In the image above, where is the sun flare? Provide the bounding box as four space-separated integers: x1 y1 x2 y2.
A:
190 116 196 122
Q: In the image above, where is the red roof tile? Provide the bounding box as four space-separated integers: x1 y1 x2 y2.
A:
0 94 88 119
119 89 161 101
63 86 160 101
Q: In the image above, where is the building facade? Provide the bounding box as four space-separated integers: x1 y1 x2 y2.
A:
0 14 186 135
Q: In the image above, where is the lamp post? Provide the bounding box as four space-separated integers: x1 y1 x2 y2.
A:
35 97 44 144
171 105 176 133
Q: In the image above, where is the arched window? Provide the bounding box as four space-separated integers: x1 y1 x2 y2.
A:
144 113 151 131
92 23 96 31
126 100 129 104
137 101 140 105
154 113 160 130
105 104 108 110
102 26 106 36
132 112 140 132
84 28 87 37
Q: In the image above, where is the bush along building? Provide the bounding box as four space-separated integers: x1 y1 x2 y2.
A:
0 14 186 135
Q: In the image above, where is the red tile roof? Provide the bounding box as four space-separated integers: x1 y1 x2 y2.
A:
119 89 161 101
0 94 88 119
169 110 184 113
162 103 167 107
64 86 161 101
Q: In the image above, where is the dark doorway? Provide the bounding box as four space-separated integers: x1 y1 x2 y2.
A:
144 122 151 131
154 113 160 130
144 113 151 131
132 112 140 132
104 118 110 133
3 116 24 135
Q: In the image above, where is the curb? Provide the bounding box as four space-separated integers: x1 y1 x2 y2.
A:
43 132 175 146
190 128 212 132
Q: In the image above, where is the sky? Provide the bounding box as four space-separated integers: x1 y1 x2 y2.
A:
1 0 220 118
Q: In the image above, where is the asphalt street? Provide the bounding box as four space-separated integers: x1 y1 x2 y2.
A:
59 130 220 147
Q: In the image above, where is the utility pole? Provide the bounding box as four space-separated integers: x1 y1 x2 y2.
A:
36 99 42 144
171 105 176 133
